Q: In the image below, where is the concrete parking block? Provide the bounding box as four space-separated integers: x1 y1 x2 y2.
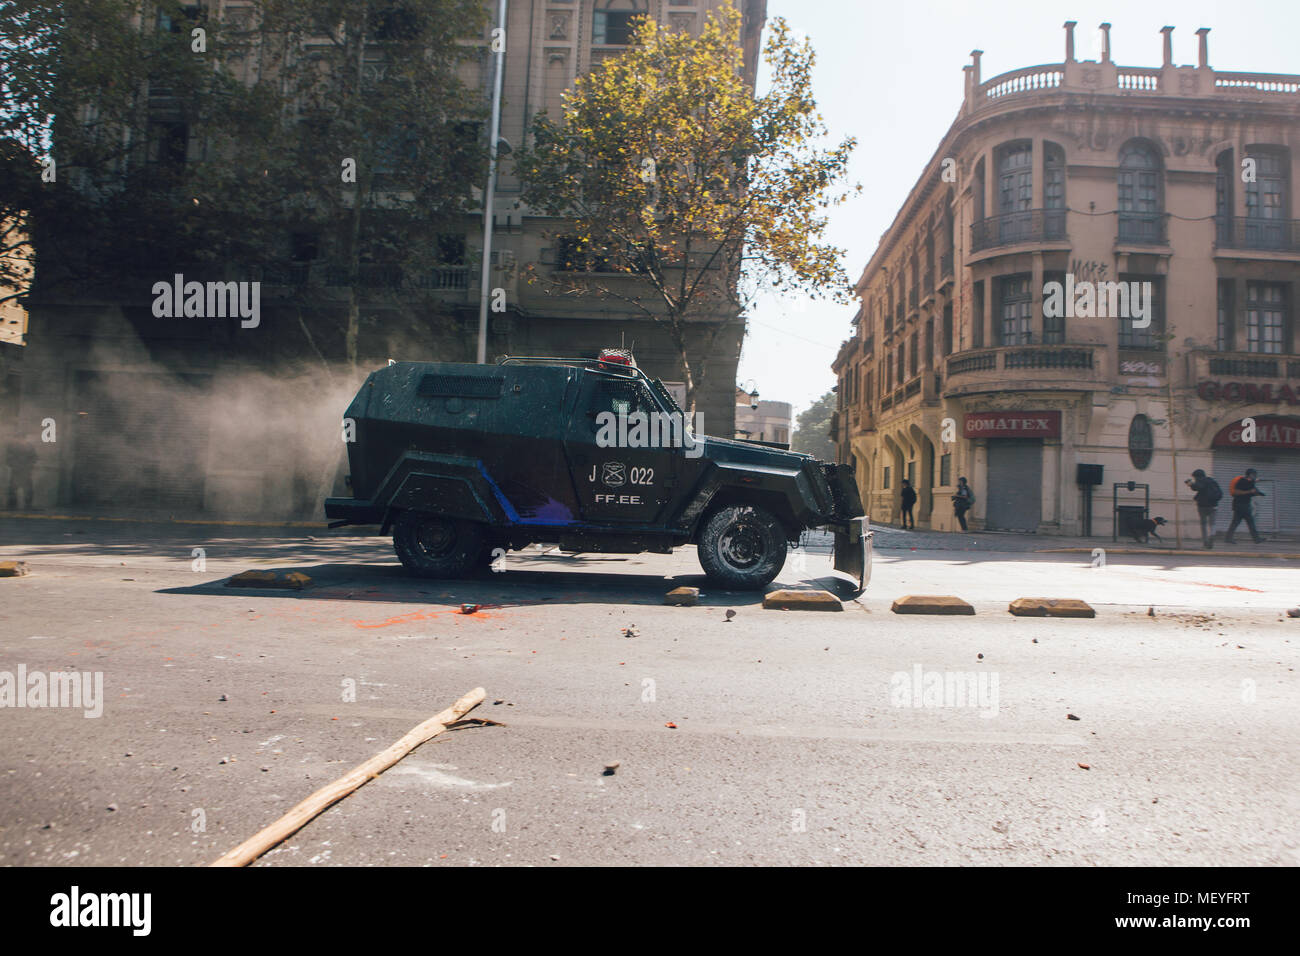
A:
225 570 313 590
665 586 699 606
763 589 843 611
1009 597 1096 618
890 594 975 615
0 560 30 577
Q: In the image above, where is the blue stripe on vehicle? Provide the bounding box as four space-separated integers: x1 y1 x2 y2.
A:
476 462 580 527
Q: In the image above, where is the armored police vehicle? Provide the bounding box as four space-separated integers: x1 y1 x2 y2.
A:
325 352 870 591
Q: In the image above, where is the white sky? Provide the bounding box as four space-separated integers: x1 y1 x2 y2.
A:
737 0 1300 420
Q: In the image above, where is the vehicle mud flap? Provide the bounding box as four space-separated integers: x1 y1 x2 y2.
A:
833 516 871 593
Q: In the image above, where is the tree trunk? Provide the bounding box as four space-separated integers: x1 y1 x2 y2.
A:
343 11 367 369
673 321 699 415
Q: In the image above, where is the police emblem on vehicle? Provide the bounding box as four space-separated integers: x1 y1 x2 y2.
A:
601 462 626 487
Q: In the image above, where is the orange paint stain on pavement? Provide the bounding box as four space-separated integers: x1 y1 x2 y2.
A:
352 606 497 629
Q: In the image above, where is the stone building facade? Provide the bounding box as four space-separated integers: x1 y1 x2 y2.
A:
10 0 767 519
834 23 1300 540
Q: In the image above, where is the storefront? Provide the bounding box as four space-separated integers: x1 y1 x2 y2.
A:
1210 415 1300 534
965 411 1061 532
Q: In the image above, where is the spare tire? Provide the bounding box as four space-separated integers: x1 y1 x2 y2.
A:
393 511 485 578
696 504 787 590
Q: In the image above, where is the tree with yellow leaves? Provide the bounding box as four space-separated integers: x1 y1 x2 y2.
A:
516 1 855 413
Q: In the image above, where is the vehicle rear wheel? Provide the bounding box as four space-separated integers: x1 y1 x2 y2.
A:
697 504 787 590
392 512 486 579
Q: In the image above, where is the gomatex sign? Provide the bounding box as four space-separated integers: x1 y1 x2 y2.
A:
1197 381 1300 405
964 411 1061 439
1212 416 1300 449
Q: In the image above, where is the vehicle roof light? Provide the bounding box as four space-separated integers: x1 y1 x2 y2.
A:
598 348 635 367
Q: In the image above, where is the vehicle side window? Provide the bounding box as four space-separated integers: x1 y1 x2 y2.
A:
586 376 658 423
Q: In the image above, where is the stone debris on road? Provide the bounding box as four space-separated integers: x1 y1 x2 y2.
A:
1008 598 1096 618
891 595 975 615
226 570 313 590
762 589 843 611
664 586 699 606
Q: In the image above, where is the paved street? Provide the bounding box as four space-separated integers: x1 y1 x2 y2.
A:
1 516 1297 866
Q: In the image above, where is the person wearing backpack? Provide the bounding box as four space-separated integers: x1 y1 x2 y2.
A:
1186 468 1222 549
1225 468 1265 545
899 479 917 530
951 476 975 531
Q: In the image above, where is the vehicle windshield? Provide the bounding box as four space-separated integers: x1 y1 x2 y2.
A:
649 378 695 437
649 378 682 414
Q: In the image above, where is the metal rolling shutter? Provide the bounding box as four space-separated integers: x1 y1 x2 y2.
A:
985 439 1043 531
1211 448 1300 534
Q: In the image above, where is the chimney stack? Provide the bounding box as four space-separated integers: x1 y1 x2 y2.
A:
1161 26 1174 68
1099 23 1111 64
1196 27 1210 68
970 49 983 87
1063 21 1077 63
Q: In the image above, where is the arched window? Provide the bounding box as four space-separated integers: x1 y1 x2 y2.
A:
996 141 1033 215
1044 141 1066 240
1118 140 1163 243
594 0 647 46
1215 149 1234 244
995 141 1033 244
1043 143 1065 209
1244 146 1290 250
1128 414 1154 470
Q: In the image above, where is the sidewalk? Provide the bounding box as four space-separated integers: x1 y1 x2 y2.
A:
864 522 1300 559
5 508 1299 560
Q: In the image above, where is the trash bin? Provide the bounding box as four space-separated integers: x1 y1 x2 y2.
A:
1116 505 1147 539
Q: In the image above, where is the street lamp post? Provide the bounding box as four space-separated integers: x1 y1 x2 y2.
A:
477 0 508 365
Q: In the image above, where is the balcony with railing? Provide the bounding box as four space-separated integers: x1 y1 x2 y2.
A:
970 209 1067 253
1193 349 1300 382
945 344 1103 396
879 372 943 415
1117 212 1168 246
1215 217 1300 254
964 25 1300 121
260 261 473 293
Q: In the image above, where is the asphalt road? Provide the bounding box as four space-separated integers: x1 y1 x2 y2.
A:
1 517 1297 866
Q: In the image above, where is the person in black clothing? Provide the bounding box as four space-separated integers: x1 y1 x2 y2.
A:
899 479 917 530
951 477 974 531
1225 468 1265 544
1185 468 1222 550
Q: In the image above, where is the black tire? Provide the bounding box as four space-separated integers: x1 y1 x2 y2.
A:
392 512 486 579
697 504 788 590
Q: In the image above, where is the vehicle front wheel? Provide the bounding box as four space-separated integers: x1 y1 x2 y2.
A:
696 504 788 590
392 512 486 579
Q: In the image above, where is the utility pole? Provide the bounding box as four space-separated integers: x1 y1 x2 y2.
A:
1161 331 1183 548
477 0 508 364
